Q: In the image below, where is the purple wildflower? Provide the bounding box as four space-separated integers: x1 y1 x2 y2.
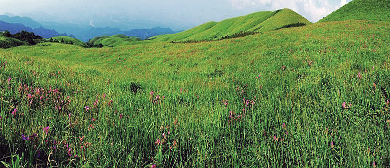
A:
30 133 37 139
36 150 41 158
43 126 50 135
22 134 29 141
11 108 17 116
155 139 161 146
357 72 362 79
229 111 234 118
68 148 72 157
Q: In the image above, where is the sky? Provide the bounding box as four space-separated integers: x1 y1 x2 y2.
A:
0 0 352 31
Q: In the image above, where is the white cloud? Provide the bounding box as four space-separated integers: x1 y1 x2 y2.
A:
340 0 347 7
89 20 95 27
303 0 337 21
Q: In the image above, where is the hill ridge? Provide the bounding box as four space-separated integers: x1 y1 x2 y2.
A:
152 8 311 42
320 0 390 22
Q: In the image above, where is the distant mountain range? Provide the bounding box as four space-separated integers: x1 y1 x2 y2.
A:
0 15 179 41
0 15 43 28
0 20 67 38
70 26 178 42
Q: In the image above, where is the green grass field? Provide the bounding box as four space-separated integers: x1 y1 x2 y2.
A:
88 35 142 47
1 1 390 167
153 8 311 42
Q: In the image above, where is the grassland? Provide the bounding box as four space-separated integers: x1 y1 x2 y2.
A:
1 19 389 167
1 3 390 168
319 0 390 22
87 35 142 47
153 8 311 42
49 36 87 47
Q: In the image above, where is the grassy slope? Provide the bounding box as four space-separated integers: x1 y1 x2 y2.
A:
88 35 142 47
50 36 87 47
1 19 390 167
319 0 390 22
154 8 311 42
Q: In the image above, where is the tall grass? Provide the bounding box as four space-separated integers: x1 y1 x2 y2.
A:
0 20 390 167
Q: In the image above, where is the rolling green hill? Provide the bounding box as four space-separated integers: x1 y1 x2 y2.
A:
87 34 142 47
319 0 390 22
49 36 87 47
153 8 311 42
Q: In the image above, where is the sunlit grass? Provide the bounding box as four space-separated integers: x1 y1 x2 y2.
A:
153 8 311 42
0 20 390 167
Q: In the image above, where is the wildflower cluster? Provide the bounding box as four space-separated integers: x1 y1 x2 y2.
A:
342 102 352 109
0 60 6 68
79 136 92 159
222 100 228 107
83 93 113 116
155 125 178 149
21 133 38 141
271 123 290 145
357 72 362 79
48 71 64 79
18 125 73 162
228 111 243 126
150 90 165 105
242 98 256 112
18 84 70 113
304 58 313 66
153 120 180 166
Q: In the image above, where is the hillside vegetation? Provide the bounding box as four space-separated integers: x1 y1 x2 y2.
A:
320 0 390 22
0 36 26 48
0 31 42 48
49 36 87 47
1 3 390 167
87 34 142 47
153 8 311 42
